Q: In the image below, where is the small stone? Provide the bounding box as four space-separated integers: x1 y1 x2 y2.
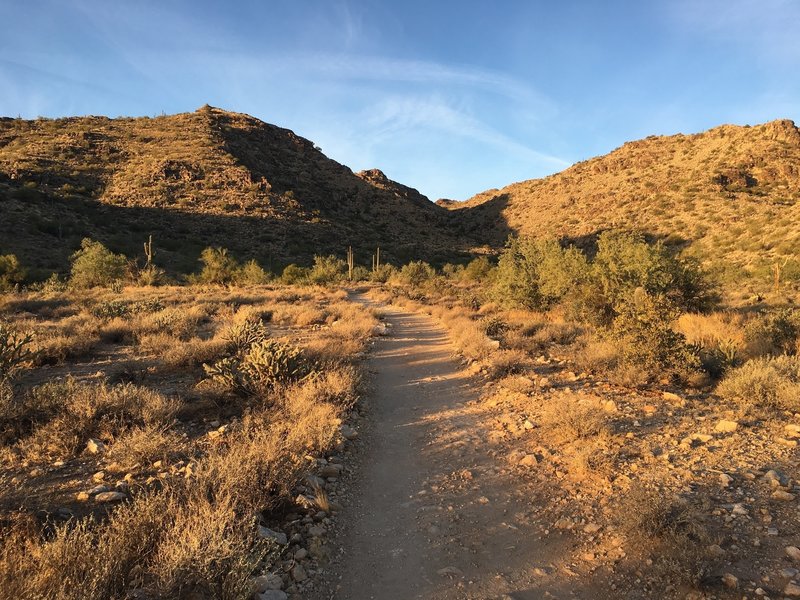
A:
307 525 325 537
76 491 90 501
256 592 288 600
86 438 106 454
771 490 796 502
92 471 105 482
785 546 800 562
721 573 738 589
94 491 126 503
662 391 685 406
437 566 464 578
319 464 343 478
554 517 572 529
584 523 602 534
776 437 798 447
785 582 800 596
294 548 308 560
523 419 534 430
602 400 618 413
719 473 734 487
290 563 307 582
783 568 800 579
88 484 110 496
785 424 800 438
765 470 786 486
251 573 284 593
258 526 288 545
519 454 538 467
731 503 748 516
715 419 739 433
339 425 358 440
707 544 726 558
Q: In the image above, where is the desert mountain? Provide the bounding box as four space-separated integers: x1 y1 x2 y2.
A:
0 106 466 276
444 119 800 279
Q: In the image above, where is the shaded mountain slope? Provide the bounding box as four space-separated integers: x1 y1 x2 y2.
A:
0 106 465 276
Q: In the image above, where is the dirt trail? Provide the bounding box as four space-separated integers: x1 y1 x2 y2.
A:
312 303 584 600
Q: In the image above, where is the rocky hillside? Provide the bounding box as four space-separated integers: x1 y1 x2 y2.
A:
0 106 466 276
445 119 800 280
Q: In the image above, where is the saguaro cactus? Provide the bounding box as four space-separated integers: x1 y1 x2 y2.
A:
347 246 354 281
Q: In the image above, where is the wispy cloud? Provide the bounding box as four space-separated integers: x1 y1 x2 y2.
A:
361 95 568 168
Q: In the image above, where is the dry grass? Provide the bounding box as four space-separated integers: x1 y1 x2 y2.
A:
616 488 714 585
0 283 377 599
717 354 800 413
538 393 610 444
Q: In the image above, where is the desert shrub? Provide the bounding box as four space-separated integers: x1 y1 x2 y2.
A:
576 231 716 325
481 315 509 338
308 255 346 285
616 488 713 585
195 247 240 285
0 254 26 290
492 236 587 310
0 323 35 380
609 289 700 382
29 273 68 293
237 259 271 285
370 263 397 283
717 354 800 412
69 238 128 288
397 261 435 286
462 256 494 282
676 312 745 377
744 309 800 357
280 263 309 285
91 298 164 320
204 339 311 395
539 394 609 443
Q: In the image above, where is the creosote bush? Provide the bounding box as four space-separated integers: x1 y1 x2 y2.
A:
396 260 435 287
69 238 128 289
717 354 800 412
0 254 26 291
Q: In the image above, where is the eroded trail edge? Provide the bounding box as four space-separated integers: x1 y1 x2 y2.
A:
311 300 571 600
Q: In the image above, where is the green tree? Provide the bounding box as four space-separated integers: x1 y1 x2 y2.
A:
69 239 127 288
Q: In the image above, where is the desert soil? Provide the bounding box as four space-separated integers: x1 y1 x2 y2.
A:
311 302 600 600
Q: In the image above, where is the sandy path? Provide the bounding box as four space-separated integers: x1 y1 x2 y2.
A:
311 303 578 600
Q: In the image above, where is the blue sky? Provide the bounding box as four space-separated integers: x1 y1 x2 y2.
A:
1 1 799 200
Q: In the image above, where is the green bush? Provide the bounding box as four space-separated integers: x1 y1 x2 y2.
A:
582 231 715 325
0 254 26 291
397 261 435 287
69 239 128 288
281 264 309 285
195 247 240 285
462 256 494 282
717 355 800 412
492 236 586 309
237 260 271 285
308 255 346 285
609 288 700 382
744 309 800 357
370 263 397 283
